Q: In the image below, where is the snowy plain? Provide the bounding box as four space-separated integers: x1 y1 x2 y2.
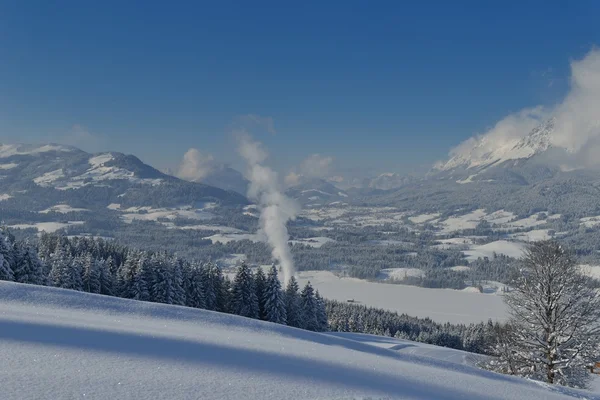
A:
1 281 597 400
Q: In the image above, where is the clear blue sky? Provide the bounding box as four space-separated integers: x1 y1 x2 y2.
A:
1 0 598 175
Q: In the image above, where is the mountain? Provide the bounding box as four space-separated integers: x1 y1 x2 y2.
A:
1 281 594 399
285 177 350 206
187 165 249 196
436 118 556 173
0 143 247 209
362 172 418 190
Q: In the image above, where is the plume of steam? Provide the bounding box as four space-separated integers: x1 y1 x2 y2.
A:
177 148 215 181
237 133 298 284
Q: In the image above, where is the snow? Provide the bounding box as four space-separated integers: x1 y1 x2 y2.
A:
7 221 84 233
0 144 72 158
580 265 600 279
296 271 507 324
581 216 600 228
484 210 516 225
0 281 594 400
33 169 65 186
509 229 553 242
0 162 18 169
457 174 478 184
0 194 12 201
167 224 243 233
107 203 121 210
440 209 487 233
338 191 348 197
39 204 89 214
448 266 471 272
88 153 114 167
120 206 214 224
204 233 263 244
379 268 425 280
289 236 334 248
464 240 526 261
409 213 440 224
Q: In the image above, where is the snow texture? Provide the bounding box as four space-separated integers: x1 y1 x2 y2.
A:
0 281 596 400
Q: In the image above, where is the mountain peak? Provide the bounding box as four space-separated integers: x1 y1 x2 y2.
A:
436 118 556 172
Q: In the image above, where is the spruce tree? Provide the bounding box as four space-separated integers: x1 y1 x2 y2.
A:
263 265 287 324
285 276 302 328
186 262 206 309
0 231 15 281
254 266 267 320
300 281 318 331
82 253 101 293
13 241 45 285
231 263 259 318
97 259 114 295
315 290 328 332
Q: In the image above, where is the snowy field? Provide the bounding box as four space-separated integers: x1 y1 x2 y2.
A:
296 271 508 324
7 221 85 233
463 240 526 261
0 281 596 400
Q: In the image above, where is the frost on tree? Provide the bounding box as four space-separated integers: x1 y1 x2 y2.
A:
231 263 259 318
263 265 287 324
285 276 302 328
487 241 600 388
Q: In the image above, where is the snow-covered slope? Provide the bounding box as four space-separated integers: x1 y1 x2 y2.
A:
1 281 596 399
437 118 556 172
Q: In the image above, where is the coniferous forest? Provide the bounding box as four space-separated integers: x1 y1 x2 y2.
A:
0 228 501 354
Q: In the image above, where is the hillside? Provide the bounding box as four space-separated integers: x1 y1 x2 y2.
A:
1 281 597 400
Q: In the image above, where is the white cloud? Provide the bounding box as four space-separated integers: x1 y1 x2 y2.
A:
284 154 334 186
448 48 600 168
176 148 216 181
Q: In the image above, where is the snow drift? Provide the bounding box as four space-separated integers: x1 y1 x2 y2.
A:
1 281 597 399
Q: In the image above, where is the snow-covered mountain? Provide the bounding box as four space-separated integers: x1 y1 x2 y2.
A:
285 177 350 206
1 281 595 399
363 172 417 190
0 143 248 209
436 118 556 172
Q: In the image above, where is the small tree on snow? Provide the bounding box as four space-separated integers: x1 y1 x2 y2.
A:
490 241 600 388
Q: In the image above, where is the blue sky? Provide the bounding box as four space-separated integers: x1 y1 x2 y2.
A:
1 0 599 176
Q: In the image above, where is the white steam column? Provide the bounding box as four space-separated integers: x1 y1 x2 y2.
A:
237 133 299 284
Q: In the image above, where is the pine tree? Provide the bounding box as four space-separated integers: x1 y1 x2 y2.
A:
231 263 259 318
82 253 101 293
263 265 286 324
300 281 318 331
315 290 328 332
0 230 15 281
185 262 206 309
97 259 114 295
285 276 302 328
13 241 45 285
254 266 267 320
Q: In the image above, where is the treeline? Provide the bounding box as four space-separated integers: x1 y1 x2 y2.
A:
0 229 327 332
327 300 501 355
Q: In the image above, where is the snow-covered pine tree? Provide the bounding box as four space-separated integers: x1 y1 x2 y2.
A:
300 281 318 331
315 290 328 332
254 266 267 320
82 253 101 293
263 265 286 324
285 276 302 328
491 241 600 388
97 259 114 295
0 230 15 281
185 262 206 309
231 263 259 318
13 240 45 285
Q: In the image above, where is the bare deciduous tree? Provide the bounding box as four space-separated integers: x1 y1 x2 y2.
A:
488 241 600 388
